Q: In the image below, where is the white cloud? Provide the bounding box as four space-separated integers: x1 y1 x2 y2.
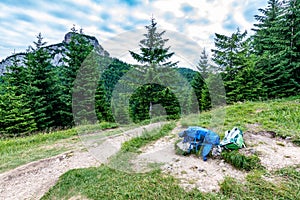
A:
0 0 267 66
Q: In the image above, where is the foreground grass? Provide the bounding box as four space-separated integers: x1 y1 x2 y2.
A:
42 96 300 199
181 96 300 141
0 122 118 173
42 165 300 200
42 165 211 200
220 167 300 199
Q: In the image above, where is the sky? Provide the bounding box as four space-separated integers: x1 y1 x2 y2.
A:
0 0 267 68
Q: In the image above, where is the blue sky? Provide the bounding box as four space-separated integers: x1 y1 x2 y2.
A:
0 0 267 67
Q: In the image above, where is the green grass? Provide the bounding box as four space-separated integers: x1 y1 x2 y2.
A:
220 167 300 199
75 122 118 134
10 96 300 199
108 122 176 172
221 150 264 171
121 122 176 153
181 96 300 142
41 165 215 200
42 165 300 200
0 122 118 173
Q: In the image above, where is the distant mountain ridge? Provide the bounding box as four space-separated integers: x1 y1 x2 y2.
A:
0 32 110 75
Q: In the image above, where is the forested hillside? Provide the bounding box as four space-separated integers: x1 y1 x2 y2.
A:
0 0 299 137
0 28 196 137
210 0 300 102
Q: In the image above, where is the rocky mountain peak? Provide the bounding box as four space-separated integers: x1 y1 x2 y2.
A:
0 32 110 75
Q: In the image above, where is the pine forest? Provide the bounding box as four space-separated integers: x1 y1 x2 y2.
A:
0 0 299 137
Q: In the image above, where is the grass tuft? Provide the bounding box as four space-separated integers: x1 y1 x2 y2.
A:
174 139 188 156
221 150 264 171
121 122 176 153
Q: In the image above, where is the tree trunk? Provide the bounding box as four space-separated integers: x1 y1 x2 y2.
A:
149 101 153 119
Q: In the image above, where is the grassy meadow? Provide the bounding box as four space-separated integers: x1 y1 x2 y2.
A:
0 122 118 173
41 97 300 199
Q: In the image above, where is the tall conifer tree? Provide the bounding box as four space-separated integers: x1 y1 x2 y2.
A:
252 0 289 98
191 48 210 110
0 57 36 137
60 29 94 126
25 33 60 130
211 28 249 102
128 18 180 121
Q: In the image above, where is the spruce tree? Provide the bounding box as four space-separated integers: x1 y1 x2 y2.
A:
200 83 211 111
211 28 250 103
0 84 37 137
96 58 131 123
228 54 263 101
191 48 210 110
252 0 283 56
0 57 37 137
25 33 61 130
95 78 114 122
129 18 178 68
128 18 181 121
269 0 300 97
4 55 29 96
72 51 99 125
286 0 300 94
60 31 94 126
251 0 290 98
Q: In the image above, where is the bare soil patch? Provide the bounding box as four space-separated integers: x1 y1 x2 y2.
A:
133 126 300 192
243 131 300 170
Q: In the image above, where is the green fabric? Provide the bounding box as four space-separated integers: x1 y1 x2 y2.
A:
220 127 245 150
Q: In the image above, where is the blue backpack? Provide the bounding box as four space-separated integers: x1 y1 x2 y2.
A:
179 126 220 161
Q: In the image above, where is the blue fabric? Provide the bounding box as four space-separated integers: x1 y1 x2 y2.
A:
179 127 220 161
202 144 212 161
204 131 220 145
202 131 220 161
180 126 207 142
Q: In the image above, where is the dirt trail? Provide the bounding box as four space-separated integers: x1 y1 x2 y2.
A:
133 125 246 192
133 126 300 192
0 122 164 200
0 151 99 200
2 122 300 199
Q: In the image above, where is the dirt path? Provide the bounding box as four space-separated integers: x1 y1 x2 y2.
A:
2 122 300 199
0 122 164 200
133 126 300 192
133 125 246 192
0 150 99 200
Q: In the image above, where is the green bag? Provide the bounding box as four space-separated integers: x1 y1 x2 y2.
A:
220 127 245 150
